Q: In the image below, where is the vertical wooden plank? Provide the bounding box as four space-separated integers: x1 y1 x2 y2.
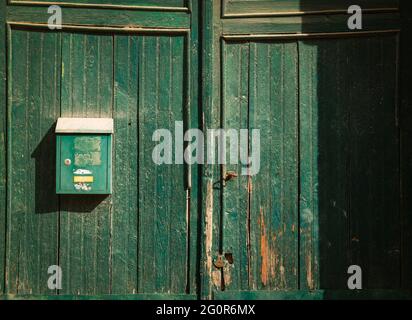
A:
247 41 299 290
7 29 60 295
222 41 249 291
137 36 157 294
270 42 299 290
299 42 320 290
111 35 138 294
200 0 223 299
137 35 187 294
401 0 412 289
314 39 351 289
188 0 200 296
60 32 113 295
168 35 187 293
0 0 6 295
347 37 373 288
349 36 400 289
247 42 258 290
154 36 171 293
249 41 273 290
378 35 400 289
6 30 28 294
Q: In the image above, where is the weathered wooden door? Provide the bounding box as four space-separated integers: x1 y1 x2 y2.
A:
4 1 199 298
216 36 399 297
203 0 404 299
1 0 410 300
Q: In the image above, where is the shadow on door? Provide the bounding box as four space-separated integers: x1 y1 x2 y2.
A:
299 1 403 293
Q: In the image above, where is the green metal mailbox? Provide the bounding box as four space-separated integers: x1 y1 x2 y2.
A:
56 118 113 194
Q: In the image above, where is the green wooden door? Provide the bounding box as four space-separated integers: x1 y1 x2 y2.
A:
204 0 403 300
216 36 400 298
1 0 409 300
5 1 199 298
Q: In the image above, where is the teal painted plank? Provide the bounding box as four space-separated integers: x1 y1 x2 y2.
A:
215 289 412 300
200 0 222 299
247 42 258 290
137 35 187 294
222 13 400 35
7 29 60 295
155 36 172 292
299 42 319 290
222 41 249 291
1 293 197 300
348 36 400 289
138 36 158 294
401 0 412 289
7 6 190 29
269 42 299 290
60 33 113 295
168 35 188 293
111 35 139 294
223 0 399 16
0 0 6 295
315 39 351 289
215 290 324 300
11 0 187 8
247 42 299 290
378 35 400 289
188 0 200 296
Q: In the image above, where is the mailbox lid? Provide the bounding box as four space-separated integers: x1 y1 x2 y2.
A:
56 117 114 134
56 134 112 194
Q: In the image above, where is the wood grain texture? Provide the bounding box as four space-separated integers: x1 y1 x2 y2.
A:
223 0 399 17
111 35 139 294
10 0 187 9
298 41 319 291
222 13 400 35
7 6 190 29
137 35 188 294
0 0 6 295
221 41 298 291
2 0 408 299
188 0 200 296
59 33 113 295
401 0 412 289
300 36 400 290
7 29 61 295
222 41 250 291
5 20 193 296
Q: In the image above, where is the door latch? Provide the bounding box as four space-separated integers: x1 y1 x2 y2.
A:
213 255 225 269
223 171 238 186
213 253 234 269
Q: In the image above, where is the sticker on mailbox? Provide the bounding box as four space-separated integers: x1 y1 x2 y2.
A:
73 176 94 183
73 168 94 191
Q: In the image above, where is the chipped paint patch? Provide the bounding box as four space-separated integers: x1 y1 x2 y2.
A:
205 179 214 288
223 265 232 287
306 254 313 289
259 208 268 287
212 270 221 288
302 208 314 224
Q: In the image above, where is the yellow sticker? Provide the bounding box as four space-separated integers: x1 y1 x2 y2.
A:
74 176 94 183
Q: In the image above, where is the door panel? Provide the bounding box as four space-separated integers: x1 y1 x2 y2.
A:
7 29 61 295
222 41 299 291
7 29 190 296
300 36 400 289
219 35 400 294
